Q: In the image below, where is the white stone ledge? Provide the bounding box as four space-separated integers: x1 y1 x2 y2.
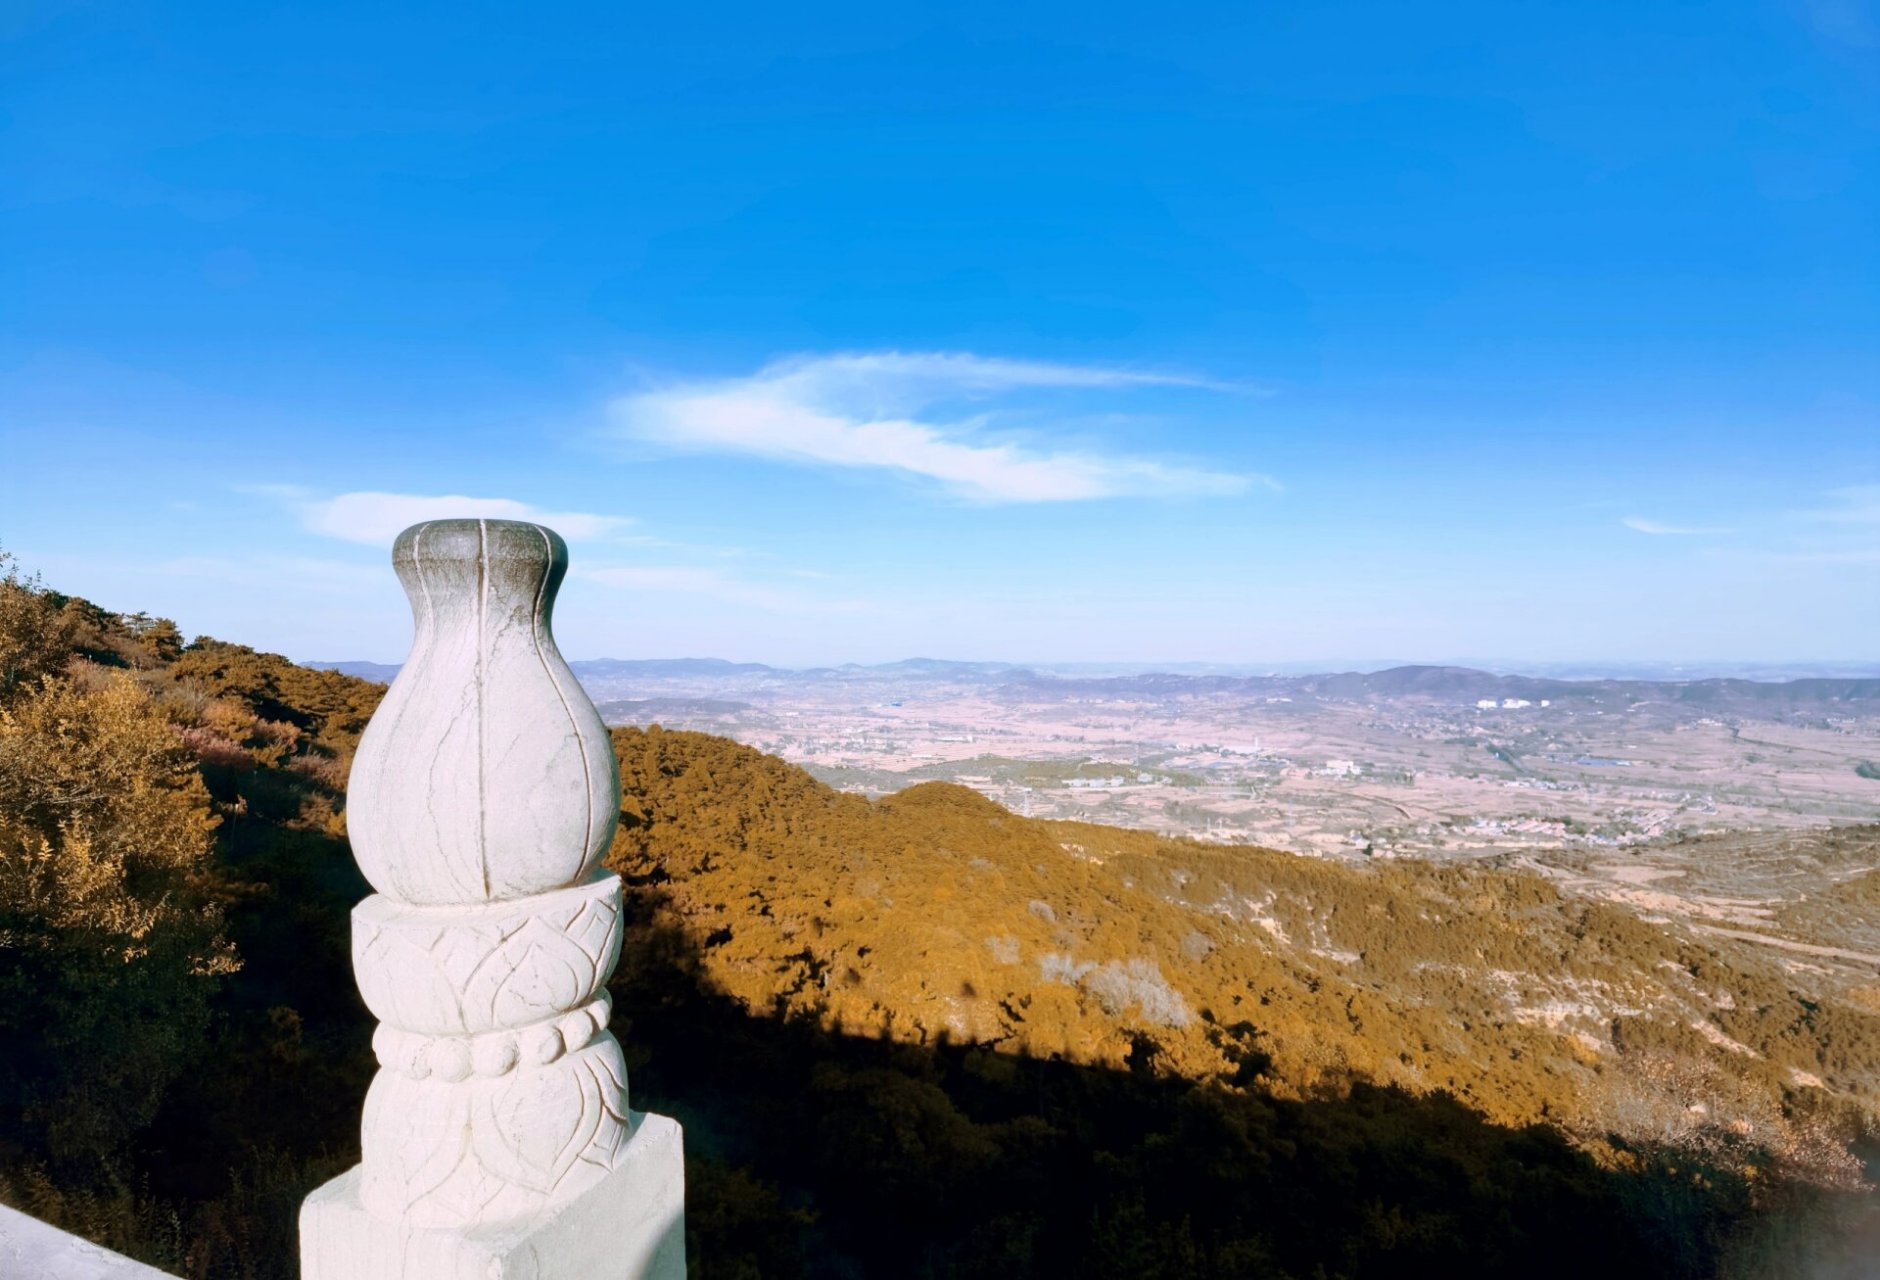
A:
0 1202 179 1279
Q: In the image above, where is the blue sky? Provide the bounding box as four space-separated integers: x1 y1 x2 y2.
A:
2 1 1876 666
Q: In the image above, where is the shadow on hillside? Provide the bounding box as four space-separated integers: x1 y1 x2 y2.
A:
610 882 1879 1280
32 849 1874 1280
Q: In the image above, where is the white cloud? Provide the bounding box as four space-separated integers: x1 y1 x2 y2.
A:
1621 516 1732 536
289 491 631 546
610 351 1263 503
751 350 1238 396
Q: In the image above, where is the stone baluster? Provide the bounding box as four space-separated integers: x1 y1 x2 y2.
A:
301 518 685 1280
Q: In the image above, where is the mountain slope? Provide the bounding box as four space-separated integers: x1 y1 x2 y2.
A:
608 726 1879 1181
5 549 1877 1277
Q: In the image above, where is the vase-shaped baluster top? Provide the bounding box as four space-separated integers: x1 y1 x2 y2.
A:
347 519 620 905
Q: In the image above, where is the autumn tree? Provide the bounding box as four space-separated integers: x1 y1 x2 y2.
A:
0 669 234 1175
0 545 74 706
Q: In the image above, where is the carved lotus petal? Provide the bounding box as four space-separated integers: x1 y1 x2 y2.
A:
471 914 600 1028
360 1071 471 1218
472 1039 628 1195
352 877 622 1036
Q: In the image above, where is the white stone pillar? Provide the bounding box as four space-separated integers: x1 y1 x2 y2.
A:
301 519 685 1280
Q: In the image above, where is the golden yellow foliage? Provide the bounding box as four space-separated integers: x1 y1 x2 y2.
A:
609 726 1879 1185
0 547 75 705
0 672 234 1171
0 674 223 883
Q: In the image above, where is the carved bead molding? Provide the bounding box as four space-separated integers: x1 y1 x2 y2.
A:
342 519 632 1231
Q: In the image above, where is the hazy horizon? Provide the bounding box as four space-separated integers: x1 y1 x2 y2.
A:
303 653 1880 684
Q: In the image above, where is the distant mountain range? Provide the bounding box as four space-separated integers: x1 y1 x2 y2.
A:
1042 664 1880 706
305 657 1880 707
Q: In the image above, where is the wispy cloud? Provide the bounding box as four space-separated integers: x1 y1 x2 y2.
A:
1621 516 1733 536
269 490 631 546
1764 547 1880 566
609 351 1264 503
1804 485 1880 525
1703 486 1880 569
1770 486 1880 567
578 564 864 614
251 487 849 611
154 554 385 591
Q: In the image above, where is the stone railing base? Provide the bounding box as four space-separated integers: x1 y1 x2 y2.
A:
0 1202 178 1279
300 1111 685 1280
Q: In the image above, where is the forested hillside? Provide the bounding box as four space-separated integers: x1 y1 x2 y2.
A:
2 551 1876 1277
608 728 1880 1276
611 726 1880 1141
